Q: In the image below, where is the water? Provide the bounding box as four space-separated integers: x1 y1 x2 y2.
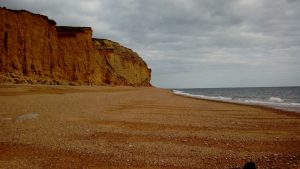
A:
172 87 300 113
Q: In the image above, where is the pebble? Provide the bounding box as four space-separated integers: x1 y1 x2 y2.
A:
128 144 134 148
15 113 39 122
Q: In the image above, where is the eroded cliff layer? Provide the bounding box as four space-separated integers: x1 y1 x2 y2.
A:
93 39 151 86
0 7 151 86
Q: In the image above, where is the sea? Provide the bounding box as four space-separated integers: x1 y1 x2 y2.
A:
172 86 300 113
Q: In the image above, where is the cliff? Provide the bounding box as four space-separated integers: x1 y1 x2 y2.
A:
0 7 151 86
93 39 151 86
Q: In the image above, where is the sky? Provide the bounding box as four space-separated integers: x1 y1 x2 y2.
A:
1 0 300 88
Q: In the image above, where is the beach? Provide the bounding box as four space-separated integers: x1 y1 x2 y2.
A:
0 84 300 169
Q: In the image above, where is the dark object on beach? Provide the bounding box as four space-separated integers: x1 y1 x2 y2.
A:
243 162 257 169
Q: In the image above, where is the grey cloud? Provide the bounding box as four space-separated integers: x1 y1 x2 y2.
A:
1 0 300 88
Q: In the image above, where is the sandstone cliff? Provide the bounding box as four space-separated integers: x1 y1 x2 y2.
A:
93 39 151 86
0 7 151 86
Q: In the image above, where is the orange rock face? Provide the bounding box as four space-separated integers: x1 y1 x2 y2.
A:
0 7 151 86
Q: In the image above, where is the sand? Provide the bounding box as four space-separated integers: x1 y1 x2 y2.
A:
0 84 299 169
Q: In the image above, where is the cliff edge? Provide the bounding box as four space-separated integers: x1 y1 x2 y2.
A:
0 7 151 86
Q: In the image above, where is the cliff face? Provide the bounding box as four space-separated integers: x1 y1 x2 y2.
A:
93 39 151 86
0 8 58 83
0 7 151 86
56 26 102 84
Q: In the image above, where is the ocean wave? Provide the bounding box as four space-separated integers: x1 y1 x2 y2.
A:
290 102 300 106
269 97 284 103
244 99 300 107
173 90 232 101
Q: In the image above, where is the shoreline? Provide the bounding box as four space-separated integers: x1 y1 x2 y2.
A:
171 89 300 117
1 84 300 168
174 92 300 119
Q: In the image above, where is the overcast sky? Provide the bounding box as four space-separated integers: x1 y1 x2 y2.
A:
1 0 300 88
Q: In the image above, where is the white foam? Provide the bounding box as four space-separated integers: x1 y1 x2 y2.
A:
290 103 300 106
269 97 284 103
244 99 300 107
172 90 232 101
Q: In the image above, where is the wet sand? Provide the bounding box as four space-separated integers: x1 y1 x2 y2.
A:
0 84 300 169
